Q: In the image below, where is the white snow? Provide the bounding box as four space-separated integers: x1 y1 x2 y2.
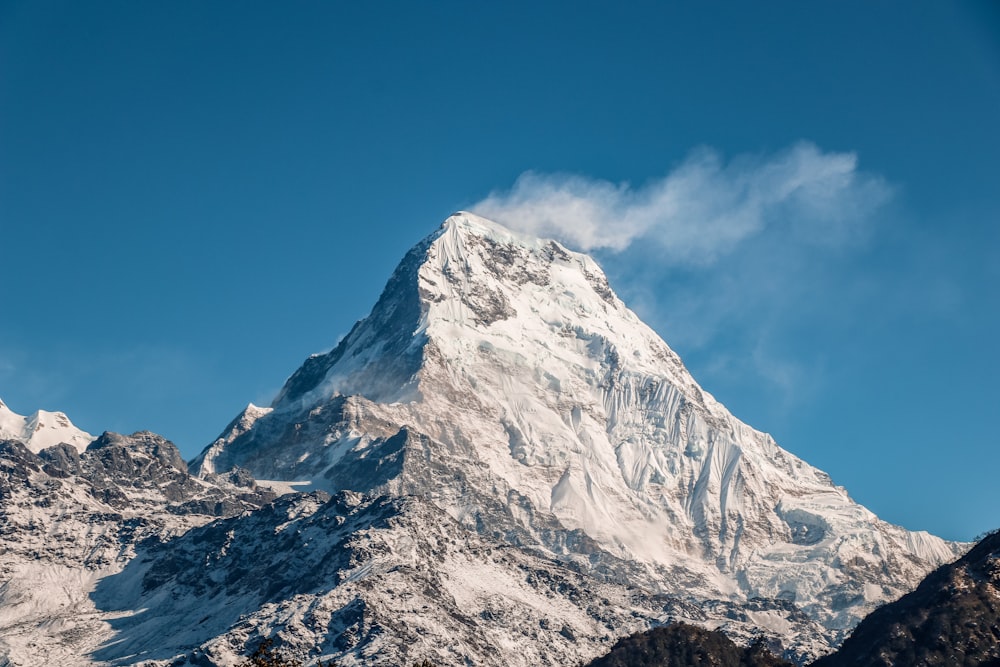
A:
0 397 94 453
255 479 316 496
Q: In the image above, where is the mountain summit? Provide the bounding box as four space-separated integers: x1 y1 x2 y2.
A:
192 212 960 638
0 396 94 453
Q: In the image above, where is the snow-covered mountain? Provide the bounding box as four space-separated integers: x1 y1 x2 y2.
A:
185 212 962 659
0 397 94 453
0 213 966 666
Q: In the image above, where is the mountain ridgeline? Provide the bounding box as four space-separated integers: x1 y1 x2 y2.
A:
586 623 795 667
0 213 981 666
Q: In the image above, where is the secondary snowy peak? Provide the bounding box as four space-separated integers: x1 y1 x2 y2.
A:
0 396 93 453
194 212 962 636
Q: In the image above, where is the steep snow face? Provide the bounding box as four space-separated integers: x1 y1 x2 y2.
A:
0 397 94 453
194 212 963 633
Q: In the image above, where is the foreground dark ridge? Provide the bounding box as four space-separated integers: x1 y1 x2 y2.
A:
586 623 794 667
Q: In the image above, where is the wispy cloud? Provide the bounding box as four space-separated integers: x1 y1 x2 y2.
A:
473 142 899 423
472 142 892 264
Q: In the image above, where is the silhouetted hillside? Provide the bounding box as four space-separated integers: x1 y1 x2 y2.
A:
585 622 793 667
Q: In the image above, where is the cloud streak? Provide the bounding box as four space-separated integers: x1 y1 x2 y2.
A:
472 142 892 264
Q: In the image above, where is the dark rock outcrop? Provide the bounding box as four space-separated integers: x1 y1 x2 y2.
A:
585 622 794 667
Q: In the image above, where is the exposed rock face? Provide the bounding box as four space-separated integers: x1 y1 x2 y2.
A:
812 529 1000 667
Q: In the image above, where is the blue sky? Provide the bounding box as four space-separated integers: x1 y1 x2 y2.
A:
1 1 997 541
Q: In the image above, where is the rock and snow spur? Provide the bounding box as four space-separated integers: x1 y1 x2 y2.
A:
193 212 964 648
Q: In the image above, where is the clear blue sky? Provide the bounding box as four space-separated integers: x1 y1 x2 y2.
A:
1 1 997 541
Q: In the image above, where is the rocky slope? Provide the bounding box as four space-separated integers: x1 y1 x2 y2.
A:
585 530 1000 667
0 425 275 666
585 622 794 667
92 488 830 666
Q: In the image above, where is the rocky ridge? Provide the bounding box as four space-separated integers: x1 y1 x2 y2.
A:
0 427 275 666
812 529 1000 666
583 529 1000 667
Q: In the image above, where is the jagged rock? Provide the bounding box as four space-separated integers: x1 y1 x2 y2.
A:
0 428 275 665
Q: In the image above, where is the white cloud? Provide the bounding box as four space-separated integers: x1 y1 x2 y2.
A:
470 142 899 417
472 142 892 264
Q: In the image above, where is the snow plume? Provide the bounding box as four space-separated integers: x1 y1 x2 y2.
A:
472 142 891 264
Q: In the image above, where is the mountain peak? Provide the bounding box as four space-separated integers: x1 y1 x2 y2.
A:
442 209 525 239
193 212 962 639
439 210 583 261
267 212 621 412
436 210 611 290
0 397 93 453
420 210 620 328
